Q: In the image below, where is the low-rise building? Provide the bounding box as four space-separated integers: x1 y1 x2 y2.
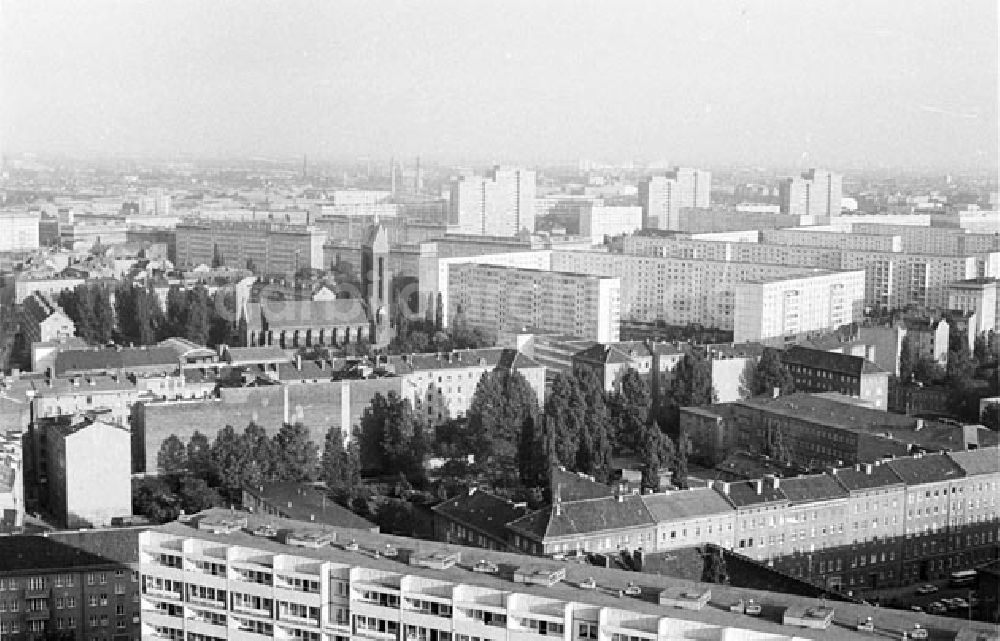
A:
714 477 789 563
431 488 530 551
392 348 545 423
242 482 378 532
781 346 890 410
641 487 736 551
19 293 75 345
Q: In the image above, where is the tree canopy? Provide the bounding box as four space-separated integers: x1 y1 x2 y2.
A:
753 347 794 396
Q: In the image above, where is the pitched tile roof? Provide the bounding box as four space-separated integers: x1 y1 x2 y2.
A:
779 475 849 503
0 529 142 572
715 479 788 508
573 344 635 366
389 348 542 374
830 462 903 491
551 467 615 502
887 453 965 485
947 447 1000 476
641 488 735 522
431 489 530 544
782 346 870 378
506 495 655 542
245 482 377 531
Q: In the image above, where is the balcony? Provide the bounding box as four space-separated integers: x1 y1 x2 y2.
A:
187 595 226 609
24 588 51 599
26 607 50 621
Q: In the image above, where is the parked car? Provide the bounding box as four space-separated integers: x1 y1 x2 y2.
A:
744 600 762 616
472 560 498 574
856 616 875 633
910 623 929 640
909 605 924 613
343 539 359 551
578 577 597 590
927 602 947 615
916 584 939 595
623 582 641 596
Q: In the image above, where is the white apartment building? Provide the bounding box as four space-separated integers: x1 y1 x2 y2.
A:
947 278 998 334
849 223 1000 255
448 263 620 343
779 169 843 218
175 221 326 274
638 167 711 231
578 205 642 244
549 251 863 333
448 168 536 237
139 523 856 641
760 229 902 252
0 211 41 252
618 234 996 311
733 270 866 343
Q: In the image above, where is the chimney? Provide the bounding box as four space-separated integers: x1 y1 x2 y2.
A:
287 501 293 508
617 493 625 503
295 354 302 371
772 387 780 399
720 481 730 496
770 475 780 489
865 463 873 475
915 419 924 431
468 486 476 496
319 360 326 371
855 463 862 472
754 479 763 495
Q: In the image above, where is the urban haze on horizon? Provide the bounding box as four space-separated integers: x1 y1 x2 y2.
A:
1 0 997 172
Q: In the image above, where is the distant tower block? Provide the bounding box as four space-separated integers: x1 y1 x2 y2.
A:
415 155 423 192
390 158 397 196
362 224 393 346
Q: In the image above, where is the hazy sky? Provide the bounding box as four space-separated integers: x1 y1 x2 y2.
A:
1 0 996 169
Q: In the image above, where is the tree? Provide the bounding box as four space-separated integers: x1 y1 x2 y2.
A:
673 419 690 489
543 372 586 468
177 477 222 513
467 368 540 481
322 427 361 500
637 420 674 491
658 347 715 438
572 365 614 481
185 431 213 481
184 285 211 345
753 347 794 396
899 335 914 381
611 368 652 454
165 286 188 338
358 392 427 480
981 404 1000 431
701 547 729 584
272 422 320 482
132 477 181 523
157 435 187 474
92 286 115 344
243 421 276 486
209 425 251 490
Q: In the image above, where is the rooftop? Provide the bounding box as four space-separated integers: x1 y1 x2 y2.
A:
431 489 531 544
0 528 141 573
389 348 542 374
244 482 377 531
641 487 735 522
149 512 988 640
778 474 849 503
506 495 654 542
887 452 965 485
782 346 886 378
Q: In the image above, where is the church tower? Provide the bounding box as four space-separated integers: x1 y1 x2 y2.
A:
362 224 392 346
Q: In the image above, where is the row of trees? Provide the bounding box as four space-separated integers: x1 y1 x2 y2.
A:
58 282 235 348
140 421 364 523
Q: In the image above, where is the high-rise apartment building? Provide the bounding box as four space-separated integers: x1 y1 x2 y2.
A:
448 167 536 236
779 169 843 217
0 212 40 252
448 263 620 342
639 167 711 231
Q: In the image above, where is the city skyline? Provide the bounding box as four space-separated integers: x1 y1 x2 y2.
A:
1 0 997 171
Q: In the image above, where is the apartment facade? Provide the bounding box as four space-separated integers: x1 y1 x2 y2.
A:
779 169 842 218
175 220 326 274
781 346 889 410
19 293 76 345
948 277 998 334
448 263 621 343
448 168 536 237
0 212 41 252
0 530 142 641
638 168 711 231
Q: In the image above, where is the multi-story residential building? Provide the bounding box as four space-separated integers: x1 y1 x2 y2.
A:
448 263 621 343
391 348 546 423
733 270 866 344
713 477 788 563
0 529 142 641
578 204 643 244
138 519 942 641
901 317 950 367
18 293 76 345
448 167 536 237
642 487 736 552
43 416 132 528
639 167 711 231
13 273 86 304
59 221 128 250
948 277 998 334
849 223 1000 255
760 228 901 252
550 250 864 335
779 169 842 218
175 220 326 274
617 234 997 311
0 211 41 252
781 346 890 410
